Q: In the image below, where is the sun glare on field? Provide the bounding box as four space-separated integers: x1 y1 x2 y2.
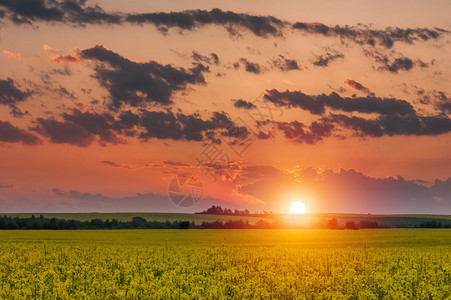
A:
290 201 307 214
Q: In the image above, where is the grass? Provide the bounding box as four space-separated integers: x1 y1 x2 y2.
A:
0 229 450 298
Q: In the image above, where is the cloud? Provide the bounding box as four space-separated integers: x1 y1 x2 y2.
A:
125 8 286 38
265 89 415 115
233 58 262 74
50 188 232 213
312 50 344 67
0 77 33 117
101 160 122 168
1 2 447 50
262 88 451 143
189 161 451 213
2 49 20 60
136 109 232 142
269 55 300 71
191 51 219 65
432 92 451 115
0 184 14 189
0 77 32 105
264 112 451 144
233 99 257 110
293 22 448 48
99 159 196 170
49 53 81 64
326 113 451 137
0 0 121 25
0 120 41 145
31 108 124 147
344 79 374 96
43 44 60 52
236 165 451 213
274 120 334 144
79 45 208 109
363 49 430 73
32 117 97 147
31 107 232 146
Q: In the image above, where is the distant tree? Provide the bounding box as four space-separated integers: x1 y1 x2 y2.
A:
178 221 190 229
358 220 379 228
419 221 442 228
328 218 338 229
345 221 357 230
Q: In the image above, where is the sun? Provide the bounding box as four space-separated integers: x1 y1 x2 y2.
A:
290 201 306 214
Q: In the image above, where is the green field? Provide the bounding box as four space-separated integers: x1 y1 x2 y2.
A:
0 229 450 299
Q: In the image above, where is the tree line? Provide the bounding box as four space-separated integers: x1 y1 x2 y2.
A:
0 215 449 230
196 205 274 216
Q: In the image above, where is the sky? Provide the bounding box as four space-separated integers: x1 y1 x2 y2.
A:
0 0 450 214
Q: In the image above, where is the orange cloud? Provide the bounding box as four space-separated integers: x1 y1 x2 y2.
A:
344 79 374 96
49 54 81 64
2 50 21 60
43 44 61 53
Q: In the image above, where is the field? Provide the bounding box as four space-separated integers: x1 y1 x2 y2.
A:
0 229 450 299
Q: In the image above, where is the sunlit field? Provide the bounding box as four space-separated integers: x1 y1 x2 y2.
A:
0 229 450 299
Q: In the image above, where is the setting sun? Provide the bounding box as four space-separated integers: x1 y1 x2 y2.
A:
290 201 307 214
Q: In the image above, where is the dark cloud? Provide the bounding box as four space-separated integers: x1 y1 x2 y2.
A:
32 117 97 147
101 160 121 167
60 109 123 144
269 55 300 71
136 109 231 142
162 160 190 167
79 45 208 109
31 109 123 147
0 0 121 25
261 88 451 143
433 92 451 115
191 51 219 65
126 8 286 38
263 112 451 144
0 120 41 145
274 120 334 144
293 22 447 48
233 99 257 110
0 78 31 105
234 58 262 74
0 184 14 189
344 79 374 96
363 49 430 73
325 113 451 137
376 56 413 73
265 89 415 115
31 107 232 146
312 51 344 67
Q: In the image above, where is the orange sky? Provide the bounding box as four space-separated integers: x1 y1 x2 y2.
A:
0 0 450 213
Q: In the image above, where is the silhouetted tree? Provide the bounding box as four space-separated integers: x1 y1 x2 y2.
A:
328 218 338 229
345 221 357 230
179 221 190 229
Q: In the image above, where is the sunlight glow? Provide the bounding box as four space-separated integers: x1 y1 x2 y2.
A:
290 201 306 214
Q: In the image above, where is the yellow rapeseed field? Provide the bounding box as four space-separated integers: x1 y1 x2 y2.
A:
0 229 450 299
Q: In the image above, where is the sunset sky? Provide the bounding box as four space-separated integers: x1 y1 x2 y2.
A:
0 0 450 213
